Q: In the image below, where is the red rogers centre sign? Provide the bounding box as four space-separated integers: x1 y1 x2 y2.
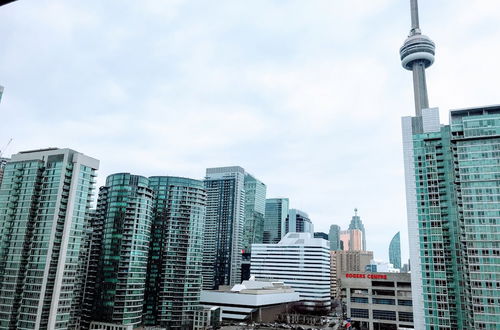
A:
345 273 388 280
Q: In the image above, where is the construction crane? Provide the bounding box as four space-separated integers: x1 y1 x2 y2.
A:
0 138 12 158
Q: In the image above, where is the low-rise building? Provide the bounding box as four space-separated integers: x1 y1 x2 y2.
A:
200 279 300 322
193 306 221 330
339 272 414 330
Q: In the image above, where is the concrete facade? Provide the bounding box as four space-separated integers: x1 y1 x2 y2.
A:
340 272 414 330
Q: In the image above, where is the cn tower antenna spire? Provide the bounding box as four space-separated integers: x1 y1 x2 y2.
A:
400 0 435 116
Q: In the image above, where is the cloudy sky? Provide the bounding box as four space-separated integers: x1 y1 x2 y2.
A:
1 0 499 261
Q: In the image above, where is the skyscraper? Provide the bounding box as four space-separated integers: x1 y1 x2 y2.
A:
314 232 329 240
203 166 245 289
328 224 341 250
263 198 289 244
285 209 313 234
0 157 8 186
389 232 401 270
144 176 207 328
241 173 266 281
401 1 500 328
348 208 366 250
0 148 99 329
92 173 154 326
340 229 363 251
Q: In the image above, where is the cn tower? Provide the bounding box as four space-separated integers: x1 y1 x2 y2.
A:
400 0 435 116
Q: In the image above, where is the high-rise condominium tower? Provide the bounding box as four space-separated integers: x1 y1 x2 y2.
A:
0 157 8 186
348 208 366 250
203 166 245 289
389 232 401 270
144 176 206 328
263 198 289 244
285 209 313 234
401 1 500 328
92 173 154 326
328 224 341 250
0 148 99 329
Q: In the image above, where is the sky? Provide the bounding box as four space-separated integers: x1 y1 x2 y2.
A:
1 0 500 262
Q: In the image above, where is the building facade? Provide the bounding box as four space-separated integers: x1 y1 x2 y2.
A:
0 148 99 329
340 229 363 251
348 208 366 251
144 176 207 328
241 174 266 281
92 173 154 326
285 209 313 234
330 250 373 299
251 232 331 313
404 106 500 329
329 224 341 250
203 167 245 289
314 232 329 240
388 232 401 270
340 272 414 330
0 157 8 186
263 198 289 244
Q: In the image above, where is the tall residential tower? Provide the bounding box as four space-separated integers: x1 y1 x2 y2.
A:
0 148 99 329
389 232 401 270
263 198 289 244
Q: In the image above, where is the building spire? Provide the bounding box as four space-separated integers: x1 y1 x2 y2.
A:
400 0 435 116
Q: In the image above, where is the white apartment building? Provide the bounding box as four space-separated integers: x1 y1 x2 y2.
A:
250 232 331 313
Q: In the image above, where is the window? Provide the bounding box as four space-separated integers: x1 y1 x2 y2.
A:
399 311 414 322
351 308 369 319
373 310 396 321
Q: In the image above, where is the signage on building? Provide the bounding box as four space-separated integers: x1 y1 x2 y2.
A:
345 273 387 280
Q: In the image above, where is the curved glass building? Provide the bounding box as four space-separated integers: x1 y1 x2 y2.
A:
389 232 401 269
93 173 154 326
144 176 206 329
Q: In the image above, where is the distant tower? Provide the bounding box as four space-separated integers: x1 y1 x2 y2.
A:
400 0 435 116
328 224 341 250
389 232 401 269
348 208 366 251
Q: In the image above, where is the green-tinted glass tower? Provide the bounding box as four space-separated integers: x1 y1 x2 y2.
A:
406 106 500 329
92 173 154 326
0 148 99 329
389 232 401 269
263 198 289 244
241 173 266 281
348 208 366 251
328 224 341 250
144 176 206 329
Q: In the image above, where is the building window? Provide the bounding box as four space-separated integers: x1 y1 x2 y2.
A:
399 311 414 323
373 310 396 321
351 308 369 319
398 299 413 306
373 298 395 305
350 297 368 303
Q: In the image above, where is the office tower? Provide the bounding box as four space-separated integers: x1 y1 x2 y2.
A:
144 176 207 328
348 208 366 250
241 173 266 281
203 166 245 289
340 229 363 251
314 232 329 240
0 148 99 329
285 209 313 234
329 224 341 250
0 157 8 185
263 198 289 244
92 173 154 326
401 2 500 328
251 233 331 313
389 232 401 269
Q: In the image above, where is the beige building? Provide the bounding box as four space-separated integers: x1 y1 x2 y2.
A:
340 229 363 251
330 250 373 299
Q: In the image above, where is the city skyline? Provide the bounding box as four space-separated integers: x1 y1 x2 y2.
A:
1 1 500 262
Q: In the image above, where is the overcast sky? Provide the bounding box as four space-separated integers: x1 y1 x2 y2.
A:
1 0 500 262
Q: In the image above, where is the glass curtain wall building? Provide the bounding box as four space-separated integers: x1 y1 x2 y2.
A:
329 224 341 250
263 198 289 244
389 232 401 269
348 208 366 251
92 173 154 327
404 106 500 329
241 173 266 281
144 176 206 329
285 209 313 234
0 148 99 330
202 167 245 289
